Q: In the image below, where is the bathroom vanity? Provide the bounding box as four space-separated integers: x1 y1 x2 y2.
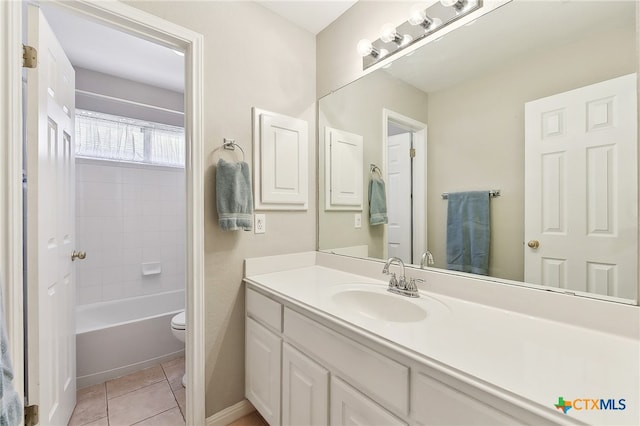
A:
244 252 639 426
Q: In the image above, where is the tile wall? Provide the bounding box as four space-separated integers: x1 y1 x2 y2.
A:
75 158 186 305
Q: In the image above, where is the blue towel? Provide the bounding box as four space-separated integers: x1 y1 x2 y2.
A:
0 283 22 426
446 191 490 275
216 158 253 231
368 176 388 225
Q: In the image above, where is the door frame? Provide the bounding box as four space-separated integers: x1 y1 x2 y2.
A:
382 108 427 263
0 1 205 424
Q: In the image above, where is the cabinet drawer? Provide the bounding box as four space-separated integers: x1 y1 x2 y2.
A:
284 308 409 416
412 371 519 426
331 377 406 426
247 287 282 332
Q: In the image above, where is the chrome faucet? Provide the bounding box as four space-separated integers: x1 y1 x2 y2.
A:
382 257 420 298
420 251 435 269
382 256 405 276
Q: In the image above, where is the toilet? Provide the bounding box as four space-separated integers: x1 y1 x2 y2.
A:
170 310 187 387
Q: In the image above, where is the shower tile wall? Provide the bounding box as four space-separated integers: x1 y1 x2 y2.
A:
75 158 186 305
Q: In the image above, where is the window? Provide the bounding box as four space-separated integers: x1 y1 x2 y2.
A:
75 109 185 167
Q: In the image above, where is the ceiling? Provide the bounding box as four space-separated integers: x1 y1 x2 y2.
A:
40 1 356 94
258 0 357 35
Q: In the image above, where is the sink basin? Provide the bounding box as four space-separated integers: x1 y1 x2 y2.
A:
331 289 428 323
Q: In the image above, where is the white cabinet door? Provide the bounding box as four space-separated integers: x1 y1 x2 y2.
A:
282 343 329 426
330 377 406 426
411 371 519 426
324 127 364 211
246 317 281 425
254 108 309 210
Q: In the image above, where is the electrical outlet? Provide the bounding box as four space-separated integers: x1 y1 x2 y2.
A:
255 214 266 234
355 213 362 229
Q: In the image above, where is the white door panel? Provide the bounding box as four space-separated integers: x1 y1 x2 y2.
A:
26 5 76 424
524 74 637 299
387 133 412 262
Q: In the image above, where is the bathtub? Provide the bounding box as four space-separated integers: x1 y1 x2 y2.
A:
76 290 185 389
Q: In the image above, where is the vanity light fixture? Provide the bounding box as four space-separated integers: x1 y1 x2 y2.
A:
358 0 482 69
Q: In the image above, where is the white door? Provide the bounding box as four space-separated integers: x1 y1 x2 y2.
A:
387 133 412 262
26 5 77 425
524 74 637 299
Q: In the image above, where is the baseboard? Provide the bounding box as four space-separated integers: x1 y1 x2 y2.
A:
77 349 185 389
206 399 255 426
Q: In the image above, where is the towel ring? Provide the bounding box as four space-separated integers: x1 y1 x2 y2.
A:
370 164 382 175
222 138 245 161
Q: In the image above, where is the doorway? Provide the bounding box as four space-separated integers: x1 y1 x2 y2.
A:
382 109 427 265
9 1 205 424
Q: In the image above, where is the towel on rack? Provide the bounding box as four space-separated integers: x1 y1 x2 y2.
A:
446 191 490 275
216 158 253 231
369 175 388 225
0 278 23 426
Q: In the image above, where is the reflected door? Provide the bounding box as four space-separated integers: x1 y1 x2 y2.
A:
524 74 637 299
387 133 412 262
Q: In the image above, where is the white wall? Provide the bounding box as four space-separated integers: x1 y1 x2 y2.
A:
124 1 317 417
75 158 185 305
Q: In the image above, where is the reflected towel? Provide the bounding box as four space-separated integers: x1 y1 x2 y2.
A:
0 277 23 426
216 158 253 231
369 176 388 225
446 191 490 275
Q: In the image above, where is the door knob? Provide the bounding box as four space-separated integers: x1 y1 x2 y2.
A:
527 240 540 249
71 250 86 261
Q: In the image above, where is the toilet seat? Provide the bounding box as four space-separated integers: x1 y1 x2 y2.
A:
171 311 186 330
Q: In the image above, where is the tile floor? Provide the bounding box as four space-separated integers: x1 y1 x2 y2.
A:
69 356 186 426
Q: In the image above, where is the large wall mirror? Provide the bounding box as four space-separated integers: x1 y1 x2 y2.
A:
318 0 639 304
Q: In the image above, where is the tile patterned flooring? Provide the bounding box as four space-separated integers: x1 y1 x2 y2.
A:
69 357 186 426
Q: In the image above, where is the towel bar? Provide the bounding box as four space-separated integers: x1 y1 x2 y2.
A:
441 190 500 199
222 138 245 160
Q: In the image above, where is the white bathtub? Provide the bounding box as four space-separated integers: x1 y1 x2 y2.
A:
76 290 185 389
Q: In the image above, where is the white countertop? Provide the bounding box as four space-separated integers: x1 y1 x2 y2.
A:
246 264 640 425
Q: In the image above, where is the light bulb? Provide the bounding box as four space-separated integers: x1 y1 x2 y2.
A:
357 39 374 57
408 6 426 26
409 5 437 31
400 34 413 47
440 0 467 11
380 23 400 43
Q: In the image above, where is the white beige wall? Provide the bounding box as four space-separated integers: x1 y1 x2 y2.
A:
318 71 428 258
125 1 316 417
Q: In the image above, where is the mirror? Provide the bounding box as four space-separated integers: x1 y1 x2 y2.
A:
318 0 638 304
